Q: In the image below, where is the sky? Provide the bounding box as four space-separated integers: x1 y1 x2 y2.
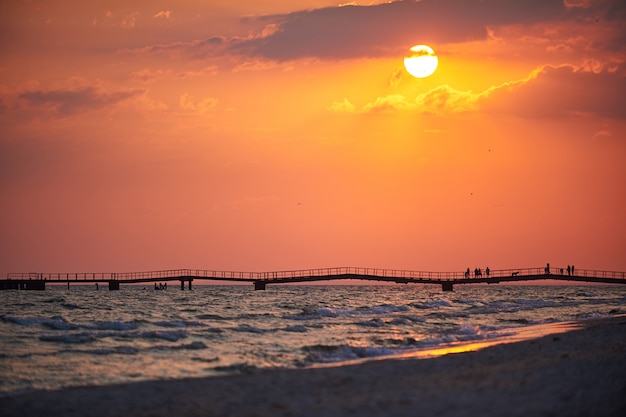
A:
1 0 625 275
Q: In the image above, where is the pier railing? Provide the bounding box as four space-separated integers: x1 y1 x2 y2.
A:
5 267 626 282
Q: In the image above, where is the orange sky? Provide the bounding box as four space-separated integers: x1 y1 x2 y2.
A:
1 0 625 275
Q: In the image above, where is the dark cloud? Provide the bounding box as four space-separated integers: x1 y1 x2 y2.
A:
228 0 573 61
127 0 624 63
19 87 144 116
482 64 626 119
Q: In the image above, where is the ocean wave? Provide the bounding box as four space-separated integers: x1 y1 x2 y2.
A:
410 299 453 309
151 341 207 351
233 324 265 334
283 325 308 333
85 321 138 331
3 316 141 332
355 318 386 328
2 316 79 331
39 333 97 344
196 314 227 320
302 344 396 364
75 346 140 355
214 363 259 374
316 307 338 317
61 303 83 310
42 297 66 304
140 330 188 342
153 320 206 328
421 323 502 346
357 304 410 314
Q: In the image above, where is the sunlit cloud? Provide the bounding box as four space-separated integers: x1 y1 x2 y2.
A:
335 61 626 119
593 129 612 138
179 93 219 113
121 12 140 29
327 98 356 113
415 86 481 114
231 59 289 73
362 94 415 113
131 66 218 83
154 11 172 19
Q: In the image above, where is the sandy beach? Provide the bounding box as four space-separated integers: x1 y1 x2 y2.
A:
3 316 625 417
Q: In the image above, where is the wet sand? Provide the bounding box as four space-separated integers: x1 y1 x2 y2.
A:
3 316 625 417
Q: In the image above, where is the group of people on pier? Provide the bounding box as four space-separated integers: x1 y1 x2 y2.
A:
464 267 490 279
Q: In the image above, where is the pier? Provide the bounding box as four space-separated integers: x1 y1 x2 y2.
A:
2 266 625 291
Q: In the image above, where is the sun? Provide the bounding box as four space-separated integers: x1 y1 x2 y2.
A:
404 45 438 78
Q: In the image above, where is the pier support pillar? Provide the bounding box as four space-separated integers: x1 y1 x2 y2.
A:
108 281 120 291
442 282 454 292
12 280 46 291
0 281 19 290
254 281 266 291
180 280 184 290
188 280 192 290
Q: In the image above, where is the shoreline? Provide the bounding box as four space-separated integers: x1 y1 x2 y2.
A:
3 315 625 417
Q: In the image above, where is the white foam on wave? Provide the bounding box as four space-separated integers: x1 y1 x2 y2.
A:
411 299 453 309
316 307 338 317
303 344 397 364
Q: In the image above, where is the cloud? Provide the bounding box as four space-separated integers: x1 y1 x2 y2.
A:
121 12 140 29
593 129 612 138
352 86 482 114
131 66 218 83
179 93 219 113
416 86 482 114
122 0 623 65
327 98 356 113
481 63 626 119
228 0 581 61
18 86 144 116
362 94 416 113
334 62 626 119
154 11 172 19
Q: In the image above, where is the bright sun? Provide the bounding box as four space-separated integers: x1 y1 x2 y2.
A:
404 45 438 78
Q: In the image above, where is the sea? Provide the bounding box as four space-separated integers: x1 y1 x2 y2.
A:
1 283 624 396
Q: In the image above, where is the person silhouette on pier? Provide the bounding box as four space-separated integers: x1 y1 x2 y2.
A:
572 265 575 275
465 268 470 279
567 265 571 276
485 267 490 277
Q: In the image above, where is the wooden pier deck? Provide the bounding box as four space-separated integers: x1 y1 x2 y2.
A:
2 266 625 291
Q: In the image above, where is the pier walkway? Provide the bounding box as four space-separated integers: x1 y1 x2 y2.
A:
2 266 626 291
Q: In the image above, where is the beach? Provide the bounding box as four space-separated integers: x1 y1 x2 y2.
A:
3 315 625 417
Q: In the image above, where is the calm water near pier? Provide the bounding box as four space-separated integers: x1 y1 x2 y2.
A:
1 284 624 396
